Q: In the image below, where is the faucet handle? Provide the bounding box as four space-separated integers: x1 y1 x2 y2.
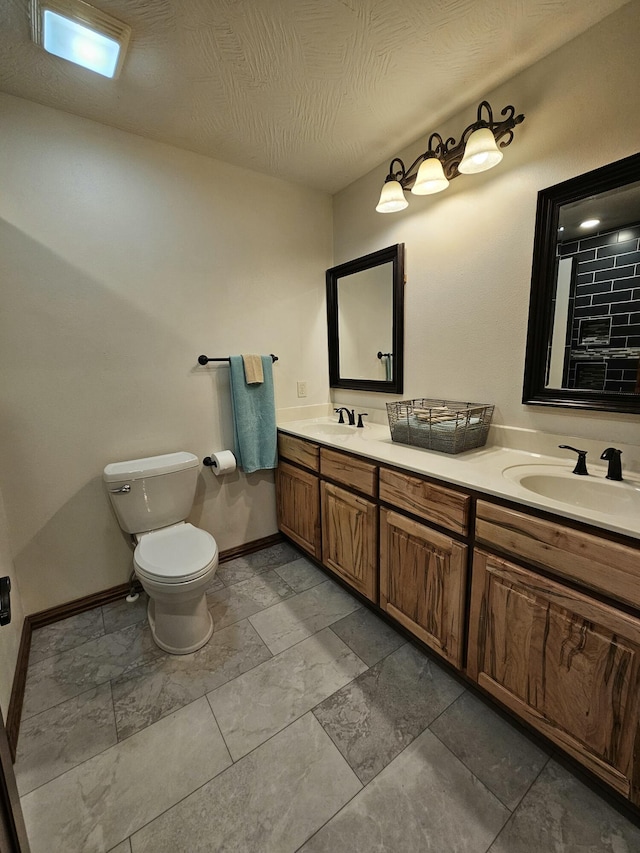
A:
356 413 368 428
558 445 589 476
600 447 623 481
334 407 345 424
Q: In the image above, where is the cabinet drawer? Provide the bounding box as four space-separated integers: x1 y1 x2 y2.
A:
476 500 640 609
320 447 377 497
379 467 469 535
277 432 319 472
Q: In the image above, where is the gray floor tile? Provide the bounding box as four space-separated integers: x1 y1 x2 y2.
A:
330 607 406 667
22 620 163 719
21 697 231 853
102 594 149 634
431 691 550 810
15 683 117 795
130 712 362 853
204 573 224 593
300 728 510 853
112 619 272 739
489 760 640 853
217 541 301 586
107 841 131 853
207 627 367 759
313 643 464 784
273 555 327 592
249 579 362 654
207 569 295 631
29 609 105 664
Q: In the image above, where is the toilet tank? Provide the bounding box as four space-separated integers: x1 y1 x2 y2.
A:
103 452 200 534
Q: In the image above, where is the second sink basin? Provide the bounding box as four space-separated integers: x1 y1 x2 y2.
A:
503 464 640 514
302 423 355 436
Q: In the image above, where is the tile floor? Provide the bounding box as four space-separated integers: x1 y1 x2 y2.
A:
15 542 640 853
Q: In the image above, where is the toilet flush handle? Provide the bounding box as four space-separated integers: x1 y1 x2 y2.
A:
109 484 131 494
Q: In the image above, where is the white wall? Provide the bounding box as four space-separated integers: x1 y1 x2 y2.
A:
332 1 640 447
0 94 332 614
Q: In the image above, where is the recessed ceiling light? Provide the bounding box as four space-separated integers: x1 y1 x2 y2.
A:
579 218 601 229
31 0 131 79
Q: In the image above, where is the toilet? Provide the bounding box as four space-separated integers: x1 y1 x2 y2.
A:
103 451 218 655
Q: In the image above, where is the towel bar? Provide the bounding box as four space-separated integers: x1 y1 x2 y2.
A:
197 354 278 365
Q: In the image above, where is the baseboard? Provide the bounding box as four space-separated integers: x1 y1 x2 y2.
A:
28 581 141 631
6 532 283 759
5 622 31 762
218 532 283 563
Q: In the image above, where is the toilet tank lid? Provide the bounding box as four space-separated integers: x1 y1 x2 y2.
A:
103 451 199 483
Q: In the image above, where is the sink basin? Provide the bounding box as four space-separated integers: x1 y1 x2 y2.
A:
292 422 356 437
312 423 357 435
503 464 640 514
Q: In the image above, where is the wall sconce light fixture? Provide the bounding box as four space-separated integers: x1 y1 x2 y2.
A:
376 101 525 213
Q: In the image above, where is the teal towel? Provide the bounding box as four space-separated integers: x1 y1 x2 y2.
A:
229 355 277 473
384 354 393 381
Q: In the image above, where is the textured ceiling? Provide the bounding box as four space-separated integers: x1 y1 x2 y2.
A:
0 0 630 193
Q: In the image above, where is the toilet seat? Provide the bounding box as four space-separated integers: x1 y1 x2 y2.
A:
134 523 218 584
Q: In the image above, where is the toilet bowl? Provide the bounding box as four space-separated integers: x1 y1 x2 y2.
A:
134 522 218 654
103 452 218 654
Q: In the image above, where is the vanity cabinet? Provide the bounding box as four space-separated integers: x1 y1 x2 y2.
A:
379 509 467 667
276 427 640 807
321 481 378 601
468 549 640 803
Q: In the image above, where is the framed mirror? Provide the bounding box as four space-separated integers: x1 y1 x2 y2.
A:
326 243 405 393
523 153 640 413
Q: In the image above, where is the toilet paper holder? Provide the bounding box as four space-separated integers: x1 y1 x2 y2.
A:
203 451 237 474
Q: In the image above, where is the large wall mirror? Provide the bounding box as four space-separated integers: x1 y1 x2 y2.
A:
326 243 405 393
523 153 640 413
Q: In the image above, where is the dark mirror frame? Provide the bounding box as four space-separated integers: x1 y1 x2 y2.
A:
326 243 405 393
522 152 640 414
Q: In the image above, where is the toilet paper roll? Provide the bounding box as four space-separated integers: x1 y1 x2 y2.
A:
209 450 236 476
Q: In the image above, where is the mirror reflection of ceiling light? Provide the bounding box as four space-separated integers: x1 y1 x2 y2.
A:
579 218 601 229
31 0 131 79
376 101 524 213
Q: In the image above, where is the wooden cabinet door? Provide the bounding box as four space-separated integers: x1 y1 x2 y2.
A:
379 508 467 668
321 481 378 602
275 461 321 558
468 549 640 803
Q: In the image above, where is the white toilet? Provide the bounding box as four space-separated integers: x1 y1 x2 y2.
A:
103 451 218 655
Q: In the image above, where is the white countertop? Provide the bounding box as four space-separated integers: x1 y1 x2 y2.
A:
277 417 640 542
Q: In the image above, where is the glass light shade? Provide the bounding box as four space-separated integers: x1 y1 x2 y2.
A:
458 127 503 174
411 157 449 195
43 9 121 77
376 180 408 213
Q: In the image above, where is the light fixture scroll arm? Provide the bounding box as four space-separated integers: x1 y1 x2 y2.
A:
495 104 525 148
385 158 408 184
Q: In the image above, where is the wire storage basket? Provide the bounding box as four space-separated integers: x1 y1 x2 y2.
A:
387 399 494 454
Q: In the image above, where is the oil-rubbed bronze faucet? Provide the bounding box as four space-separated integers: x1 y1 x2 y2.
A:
559 445 589 475
600 447 623 481
334 407 355 425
